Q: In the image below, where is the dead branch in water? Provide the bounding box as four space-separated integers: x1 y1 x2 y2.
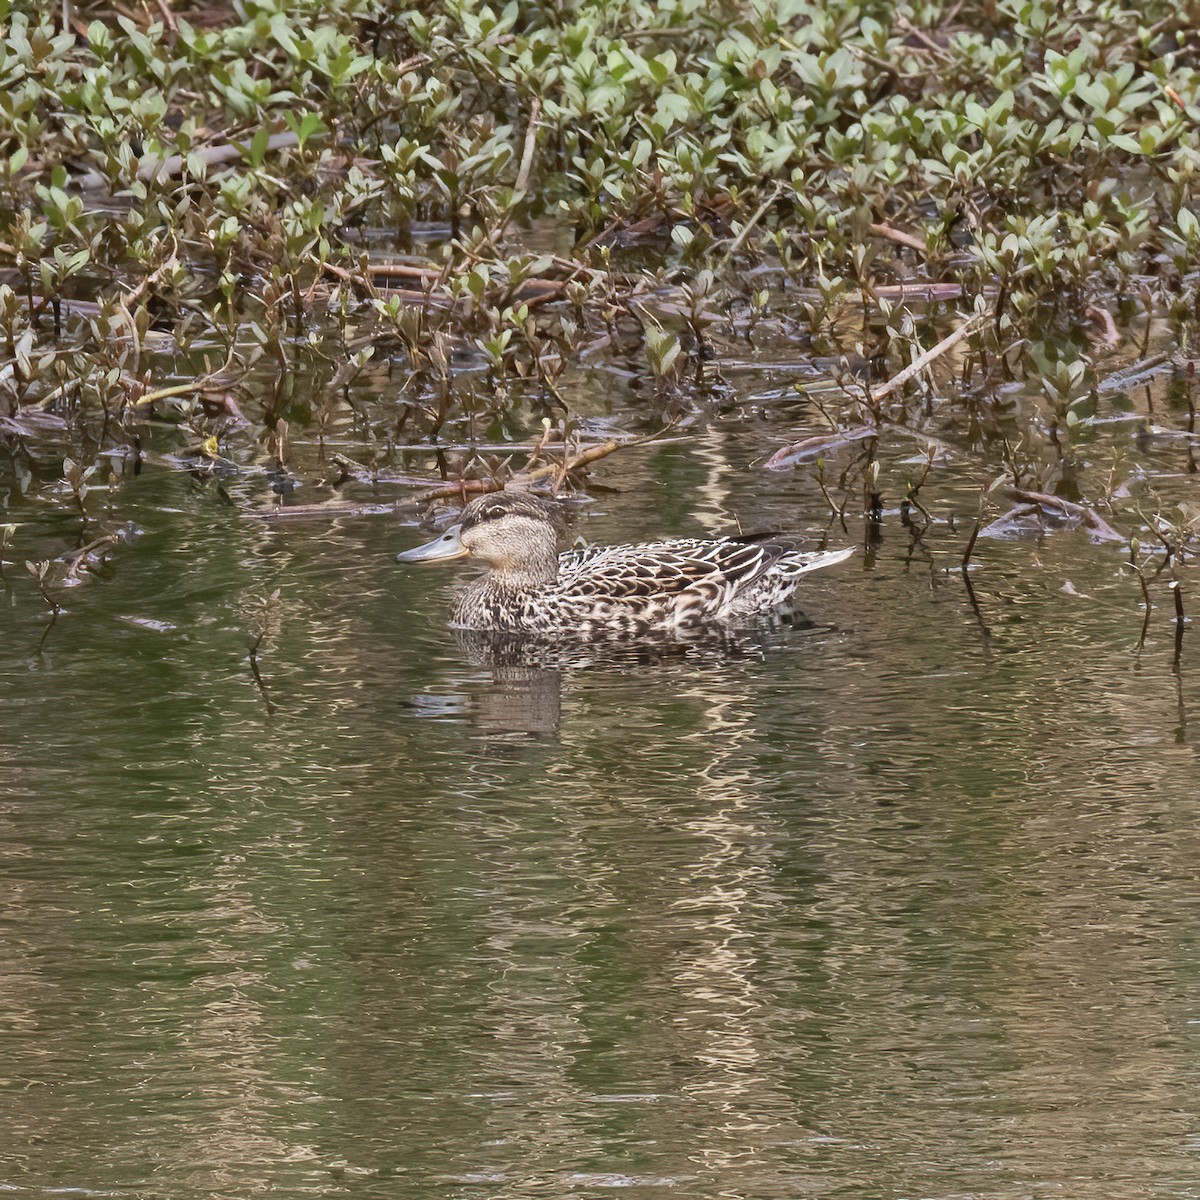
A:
1006 488 1125 543
868 222 927 255
869 312 989 404
959 487 991 640
763 426 876 470
1129 555 1154 652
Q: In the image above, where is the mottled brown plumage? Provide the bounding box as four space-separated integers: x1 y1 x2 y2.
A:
396 491 853 633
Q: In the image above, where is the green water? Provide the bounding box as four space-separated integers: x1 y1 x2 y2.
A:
3 391 1200 1199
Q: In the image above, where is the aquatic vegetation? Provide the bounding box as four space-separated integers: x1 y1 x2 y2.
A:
0 0 1197 645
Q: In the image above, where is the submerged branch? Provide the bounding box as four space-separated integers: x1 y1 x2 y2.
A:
1006 489 1126 543
763 426 876 470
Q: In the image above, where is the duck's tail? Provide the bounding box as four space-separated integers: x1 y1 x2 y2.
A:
782 545 856 576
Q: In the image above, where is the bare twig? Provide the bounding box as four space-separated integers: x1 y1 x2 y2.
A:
153 0 178 34
1131 563 1153 650
412 420 681 504
1172 580 1187 670
413 477 502 504
716 182 785 273
247 590 280 717
894 16 953 58
961 517 981 573
522 439 621 485
868 222 927 255
362 262 443 281
960 515 991 638
396 53 432 75
869 312 988 404
514 96 542 195
869 282 981 302
129 381 204 407
74 131 301 191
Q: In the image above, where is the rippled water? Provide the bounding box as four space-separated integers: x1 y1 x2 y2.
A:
3 374 1200 1199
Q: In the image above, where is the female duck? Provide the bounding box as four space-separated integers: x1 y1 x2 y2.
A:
396 491 853 634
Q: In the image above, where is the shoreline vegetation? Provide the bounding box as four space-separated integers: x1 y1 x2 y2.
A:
1 0 1198 642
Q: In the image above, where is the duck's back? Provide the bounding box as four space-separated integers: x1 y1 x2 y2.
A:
547 535 799 631
451 533 850 634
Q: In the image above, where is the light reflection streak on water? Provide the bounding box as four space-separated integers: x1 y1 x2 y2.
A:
668 688 790 1180
688 426 737 538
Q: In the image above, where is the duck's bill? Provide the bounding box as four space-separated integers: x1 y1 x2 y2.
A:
395 523 470 564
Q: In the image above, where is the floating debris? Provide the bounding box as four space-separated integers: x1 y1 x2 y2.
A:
981 490 1125 543
763 427 877 470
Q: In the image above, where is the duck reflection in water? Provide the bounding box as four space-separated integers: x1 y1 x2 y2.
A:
445 619 826 737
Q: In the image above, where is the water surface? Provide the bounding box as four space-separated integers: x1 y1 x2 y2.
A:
3 361 1199 1200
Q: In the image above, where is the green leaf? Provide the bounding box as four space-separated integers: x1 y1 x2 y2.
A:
249 127 270 168
1107 133 1141 154
646 50 676 85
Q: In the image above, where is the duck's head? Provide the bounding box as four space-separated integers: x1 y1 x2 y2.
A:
396 491 564 582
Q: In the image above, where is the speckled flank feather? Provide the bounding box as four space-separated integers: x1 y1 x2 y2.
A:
403 492 852 634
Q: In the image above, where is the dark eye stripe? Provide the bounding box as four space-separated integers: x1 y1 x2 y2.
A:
462 494 560 530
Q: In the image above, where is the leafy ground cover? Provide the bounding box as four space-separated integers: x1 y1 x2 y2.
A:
1 0 1198 634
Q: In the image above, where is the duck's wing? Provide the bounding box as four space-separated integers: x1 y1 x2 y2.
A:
559 537 778 600
556 543 609 573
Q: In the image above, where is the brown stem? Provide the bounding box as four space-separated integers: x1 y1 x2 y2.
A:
869 312 988 404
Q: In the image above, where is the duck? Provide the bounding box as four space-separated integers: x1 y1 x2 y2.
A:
395 490 853 634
